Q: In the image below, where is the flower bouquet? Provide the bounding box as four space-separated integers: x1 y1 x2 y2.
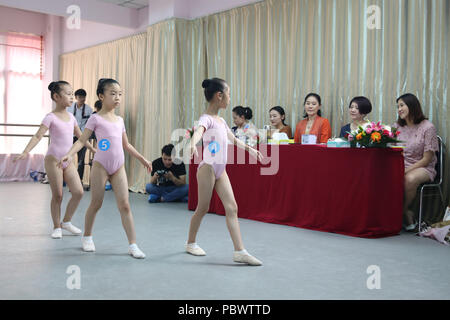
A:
346 122 401 148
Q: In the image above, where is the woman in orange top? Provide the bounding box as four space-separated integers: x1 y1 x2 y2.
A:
294 93 332 144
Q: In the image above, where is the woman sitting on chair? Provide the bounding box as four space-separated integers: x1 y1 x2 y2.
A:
394 93 439 231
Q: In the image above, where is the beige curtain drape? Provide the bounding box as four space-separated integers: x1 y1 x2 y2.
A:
60 0 449 220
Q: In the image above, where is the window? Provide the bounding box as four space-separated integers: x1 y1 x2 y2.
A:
0 32 46 154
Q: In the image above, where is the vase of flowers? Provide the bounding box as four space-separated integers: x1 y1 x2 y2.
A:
346 122 401 148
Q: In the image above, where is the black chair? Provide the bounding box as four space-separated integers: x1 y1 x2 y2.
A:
418 135 445 232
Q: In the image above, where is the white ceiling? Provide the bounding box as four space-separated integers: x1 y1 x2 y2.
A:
96 0 148 9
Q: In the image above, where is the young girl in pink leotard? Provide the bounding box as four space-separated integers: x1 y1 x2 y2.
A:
14 81 95 239
60 78 152 259
186 78 264 266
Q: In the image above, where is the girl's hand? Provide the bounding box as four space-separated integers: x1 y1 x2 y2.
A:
58 155 71 169
249 147 263 162
189 144 198 159
142 159 152 173
89 147 97 154
13 152 28 162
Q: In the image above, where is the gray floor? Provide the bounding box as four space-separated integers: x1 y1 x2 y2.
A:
0 182 449 300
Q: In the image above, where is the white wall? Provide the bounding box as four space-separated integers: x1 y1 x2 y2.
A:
148 0 263 24
182 0 263 19
0 5 46 34
2 1 263 54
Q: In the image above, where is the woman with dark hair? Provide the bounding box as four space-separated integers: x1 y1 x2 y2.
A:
268 106 293 139
294 93 331 144
394 93 439 231
339 96 372 137
186 78 263 266
231 106 259 146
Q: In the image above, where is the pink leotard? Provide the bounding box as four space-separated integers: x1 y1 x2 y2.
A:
198 114 231 180
41 112 77 169
85 113 126 175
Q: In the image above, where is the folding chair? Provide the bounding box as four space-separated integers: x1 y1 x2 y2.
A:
418 135 445 232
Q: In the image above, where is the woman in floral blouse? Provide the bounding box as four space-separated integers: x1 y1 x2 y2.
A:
394 93 439 231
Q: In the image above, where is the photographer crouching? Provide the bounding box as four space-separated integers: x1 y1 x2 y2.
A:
146 144 189 203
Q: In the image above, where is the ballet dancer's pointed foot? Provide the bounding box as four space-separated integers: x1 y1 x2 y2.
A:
128 244 146 259
61 222 82 235
82 236 96 252
233 250 262 266
51 228 62 239
185 242 206 256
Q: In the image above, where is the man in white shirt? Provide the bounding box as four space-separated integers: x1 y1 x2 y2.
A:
67 89 93 182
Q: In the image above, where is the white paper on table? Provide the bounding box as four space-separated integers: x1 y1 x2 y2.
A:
301 134 317 145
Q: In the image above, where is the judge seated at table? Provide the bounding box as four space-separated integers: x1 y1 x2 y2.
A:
294 93 332 144
339 96 372 138
394 93 439 232
268 106 293 139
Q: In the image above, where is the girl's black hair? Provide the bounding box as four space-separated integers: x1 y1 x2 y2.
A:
94 100 102 111
396 93 427 126
303 93 322 118
269 106 287 126
349 96 372 115
232 106 253 120
96 78 120 97
74 88 87 97
48 81 70 101
202 78 227 102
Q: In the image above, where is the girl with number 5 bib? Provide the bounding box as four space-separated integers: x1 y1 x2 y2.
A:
60 78 152 259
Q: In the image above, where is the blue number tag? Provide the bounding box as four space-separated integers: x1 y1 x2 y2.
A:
208 141 220 154
99 139 110 151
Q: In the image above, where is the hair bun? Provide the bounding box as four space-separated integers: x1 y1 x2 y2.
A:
201 79 210 89
48 82 57 91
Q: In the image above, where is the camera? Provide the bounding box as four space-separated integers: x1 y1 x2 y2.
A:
156 170 167 176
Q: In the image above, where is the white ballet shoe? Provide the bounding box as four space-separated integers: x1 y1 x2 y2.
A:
128 244 146 259
51 228 62 239
233 250 262 266
61 222 82 235
82 237 95 252
185 242 206 256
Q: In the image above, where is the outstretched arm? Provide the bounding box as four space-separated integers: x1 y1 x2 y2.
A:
227 130 263 162
189 126 205 159
122 132 152 173
13 125 48 162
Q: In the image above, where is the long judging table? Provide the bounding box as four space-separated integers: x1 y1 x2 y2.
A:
188 144 404 238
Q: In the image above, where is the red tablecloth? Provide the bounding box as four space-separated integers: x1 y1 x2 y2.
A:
188 144 404 238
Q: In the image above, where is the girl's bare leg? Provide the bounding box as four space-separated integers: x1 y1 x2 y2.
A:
44 156 64 229
109 166 136 244
214 171 244 251
62 163 84 223
187 165 216 244
83 161 108 237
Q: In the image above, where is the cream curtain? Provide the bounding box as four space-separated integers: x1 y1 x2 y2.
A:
60 0 449 219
